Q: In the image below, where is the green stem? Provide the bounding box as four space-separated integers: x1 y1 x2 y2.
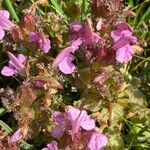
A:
3 0 19 22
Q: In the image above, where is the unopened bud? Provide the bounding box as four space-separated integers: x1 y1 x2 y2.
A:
21 13 36 33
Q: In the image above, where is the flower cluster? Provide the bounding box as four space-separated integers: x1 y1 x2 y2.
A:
52 18 100 75
111 22 137 63
46 106 108 150
1 52 26 77
0 0 145 149
29 32 51 53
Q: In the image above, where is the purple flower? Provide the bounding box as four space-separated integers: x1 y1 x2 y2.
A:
52 46 78 74
111 22 137 63
66 106 95 139
111 22 133 42
51 107 95 140
87 129 108 150
70 21 82 33
42 141 58 150
29 32 51 53
0 10 15 40
69 19 100 47
1 52 26 77
9 129 23 143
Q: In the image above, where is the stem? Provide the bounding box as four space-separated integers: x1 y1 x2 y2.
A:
107 100 113 126
3 0 19 22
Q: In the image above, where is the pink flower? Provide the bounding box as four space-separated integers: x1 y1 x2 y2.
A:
87 129 108 150
9 129 23 143
1 52 26 77
52 46 78 74
66 106 95 139
111 22 133 42
0 10 15 40
69 19 100 46
29 32 51 53
51 107 95 140
70 21 82 33
42 141 58 150
111 22 137 63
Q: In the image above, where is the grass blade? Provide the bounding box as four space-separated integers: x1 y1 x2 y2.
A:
50 0 67 21
3 0 19 22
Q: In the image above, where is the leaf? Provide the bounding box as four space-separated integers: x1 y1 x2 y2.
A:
109 133 124 150
20 141 34 150
0 107 6 116
0 120 12 133
50 0 67 21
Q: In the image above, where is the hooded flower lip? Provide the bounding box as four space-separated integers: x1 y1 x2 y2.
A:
1 52 26 77
58 53 76 74
111 22 137 63
0 10 15 30
66 106 95 139
10 129 23 143
52 45 78 75
29 32 51 53
0 10 15 40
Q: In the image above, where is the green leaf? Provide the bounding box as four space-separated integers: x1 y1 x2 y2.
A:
3 0 19 22
0 120 12 133
0 107 6 116
20 141 34 150
50 0 68 22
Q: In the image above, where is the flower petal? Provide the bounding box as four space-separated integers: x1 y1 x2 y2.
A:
52 46 77 69
111 30 132 42
51 125 64 139
116 44 133 63
17 54 27 63
0 10 10 19
39 38 51 53
10 129 22 143
0 14 15 30
66 106 80 122
52 111 64 123
29 32 39 42
58 54 75 74
0 26 5 40
1 66 15 76
70 21 82 33
47 141 58 150
80 114 95 130
7 52 25 76
88 131 108 150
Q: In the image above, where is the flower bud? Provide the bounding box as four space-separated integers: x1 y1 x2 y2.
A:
20 13 36 33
